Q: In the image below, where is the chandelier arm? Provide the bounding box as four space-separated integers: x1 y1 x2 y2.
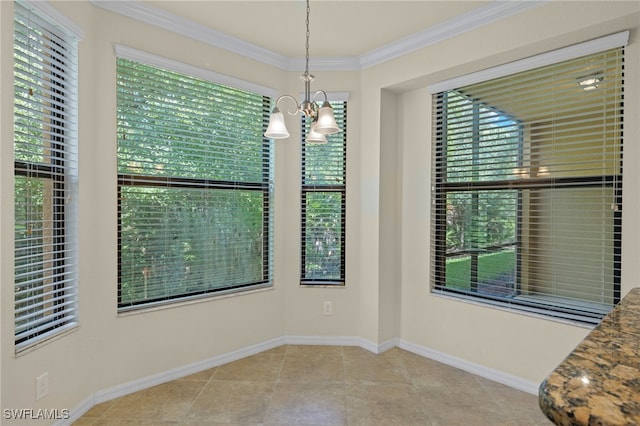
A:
275 94 302 116
311 90 329 104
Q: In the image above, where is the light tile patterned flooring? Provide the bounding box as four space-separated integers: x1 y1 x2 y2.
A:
74 345 551 425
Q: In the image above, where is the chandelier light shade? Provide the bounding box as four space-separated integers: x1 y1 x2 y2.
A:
315 101 341 134
306 121 328 144
264 0 341 141
264 107 289 139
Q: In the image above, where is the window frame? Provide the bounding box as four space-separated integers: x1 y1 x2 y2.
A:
430 35 626 324
115 48 275 311
300 100 347 286
13 0 80 351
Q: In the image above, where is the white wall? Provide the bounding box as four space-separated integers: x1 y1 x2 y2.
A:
1 1 639 424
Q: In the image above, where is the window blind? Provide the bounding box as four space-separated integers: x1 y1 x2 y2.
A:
14 0 79 350
431 43 624 324
301 102 347 285
116 58 273 310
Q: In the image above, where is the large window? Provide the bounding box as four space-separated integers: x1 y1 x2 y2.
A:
14 1 79 350
301 101 347 285
116 52 273 310
431 37 625 324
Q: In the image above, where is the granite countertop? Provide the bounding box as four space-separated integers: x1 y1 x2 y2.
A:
539 288 640 425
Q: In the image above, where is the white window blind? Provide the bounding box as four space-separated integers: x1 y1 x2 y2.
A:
431 40 624 324
116 57 273 310
14 0 79 350
301 101 347 285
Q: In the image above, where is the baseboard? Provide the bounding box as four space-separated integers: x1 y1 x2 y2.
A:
397 339 540 395
357 336 398 354
284 335 397 354
57 335 537 425
284 334 362 347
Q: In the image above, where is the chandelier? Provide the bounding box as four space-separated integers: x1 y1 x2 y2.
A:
264 0 341 143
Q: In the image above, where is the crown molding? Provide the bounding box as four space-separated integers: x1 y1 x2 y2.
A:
359 0 546 69
92 0 543 72
92 0 289 69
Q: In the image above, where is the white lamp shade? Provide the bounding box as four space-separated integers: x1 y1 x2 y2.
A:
265 108 290 139
314 101 340 134
306 121 328 144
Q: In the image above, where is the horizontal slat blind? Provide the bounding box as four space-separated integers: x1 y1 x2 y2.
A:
14 0 79 350
432 45 623 323
301 102 347 284
117 58 273 309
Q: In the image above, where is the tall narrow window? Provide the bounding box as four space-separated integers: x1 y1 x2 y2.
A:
116 52 273 310
14 1 79 350
431 36 624 324
301 101 347 285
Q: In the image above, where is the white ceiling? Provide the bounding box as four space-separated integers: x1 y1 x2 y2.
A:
142 0 493 58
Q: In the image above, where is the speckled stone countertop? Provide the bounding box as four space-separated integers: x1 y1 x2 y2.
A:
539 288 640 425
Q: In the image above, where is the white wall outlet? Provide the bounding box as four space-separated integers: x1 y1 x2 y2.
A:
323 301 333 315
36 372 49 400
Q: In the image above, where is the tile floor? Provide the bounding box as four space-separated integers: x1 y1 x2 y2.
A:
73 345 551 425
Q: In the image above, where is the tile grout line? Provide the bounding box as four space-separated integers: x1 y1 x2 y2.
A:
260 345 289 424
180 366 219 423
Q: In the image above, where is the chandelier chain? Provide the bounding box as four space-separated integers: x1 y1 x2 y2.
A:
305 0 310 75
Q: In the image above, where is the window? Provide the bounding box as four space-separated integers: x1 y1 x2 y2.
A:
116 52 273 310
14 1 79 350
301 101 347 285
431 35 625 324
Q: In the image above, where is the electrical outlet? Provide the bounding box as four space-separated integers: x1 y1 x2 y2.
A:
323 301 333 315
36 372 49 400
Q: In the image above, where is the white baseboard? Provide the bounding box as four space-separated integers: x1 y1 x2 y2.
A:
397 339 540 395
358 336 398 354
56 335 537 426
284 334 361 347
284 335 397 355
